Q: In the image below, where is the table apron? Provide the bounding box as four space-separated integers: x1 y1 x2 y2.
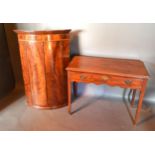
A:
68 71 145 90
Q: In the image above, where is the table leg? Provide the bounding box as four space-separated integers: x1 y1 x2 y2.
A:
73 82 77 97
134 80 147 125
67 76 71 114
131 89 136 107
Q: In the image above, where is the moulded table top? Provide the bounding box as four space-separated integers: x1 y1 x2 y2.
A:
66 56 150 79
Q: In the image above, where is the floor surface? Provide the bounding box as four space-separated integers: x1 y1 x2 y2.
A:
0 85 155 131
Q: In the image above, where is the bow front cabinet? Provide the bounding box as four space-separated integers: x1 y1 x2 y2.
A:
15 30 71 109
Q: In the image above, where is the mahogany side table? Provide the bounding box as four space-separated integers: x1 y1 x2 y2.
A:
66 56 149 125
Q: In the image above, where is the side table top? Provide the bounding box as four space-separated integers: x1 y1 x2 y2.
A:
66 56 149 79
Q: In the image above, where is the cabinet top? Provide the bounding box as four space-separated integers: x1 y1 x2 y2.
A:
14 29 71 34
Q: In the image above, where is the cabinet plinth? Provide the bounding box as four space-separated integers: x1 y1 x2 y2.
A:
15 30 71 109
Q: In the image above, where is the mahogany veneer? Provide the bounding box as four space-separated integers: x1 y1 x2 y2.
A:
66 56 150 125
15 30 71 109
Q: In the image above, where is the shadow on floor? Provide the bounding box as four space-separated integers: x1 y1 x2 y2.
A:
122 88 155 125
0 84 24 111
137 113 155 126
70 96 100 115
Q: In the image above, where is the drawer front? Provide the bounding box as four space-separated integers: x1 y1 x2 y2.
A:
69 71 143 89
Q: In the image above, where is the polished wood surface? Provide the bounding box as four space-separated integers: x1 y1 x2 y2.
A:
15 29 71 109
69 71 143 89
67 56 149 79
66 56 149 125
14 29 71 35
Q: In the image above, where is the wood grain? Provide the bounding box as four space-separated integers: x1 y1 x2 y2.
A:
67 56 149 125
66 56 149 79
69 71 143 89
15 30 71 109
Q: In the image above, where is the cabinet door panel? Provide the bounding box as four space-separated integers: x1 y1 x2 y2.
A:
26 41 47 107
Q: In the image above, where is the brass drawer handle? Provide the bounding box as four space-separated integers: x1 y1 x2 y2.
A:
125 80 133 85
101 75 109 81
80 75 86 80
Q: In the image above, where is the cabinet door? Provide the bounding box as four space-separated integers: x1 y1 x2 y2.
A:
19 41 48 107
44 40 70 107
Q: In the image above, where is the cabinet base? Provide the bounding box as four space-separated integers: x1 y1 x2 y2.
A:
26 103 67 110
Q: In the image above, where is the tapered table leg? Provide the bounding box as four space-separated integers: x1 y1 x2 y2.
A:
67 74 71 114
131 89 136 107
73 82 77 97
134 80 147 125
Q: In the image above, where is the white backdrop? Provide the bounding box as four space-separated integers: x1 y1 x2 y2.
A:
7 23 155 103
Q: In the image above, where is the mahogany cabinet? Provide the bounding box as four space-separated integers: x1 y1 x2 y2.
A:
15 30 71 109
